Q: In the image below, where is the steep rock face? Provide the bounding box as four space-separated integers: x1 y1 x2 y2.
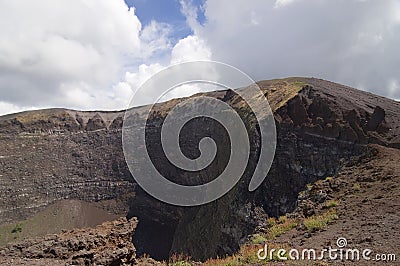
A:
129 79 400 260
0 78 399 261
0 111 135 224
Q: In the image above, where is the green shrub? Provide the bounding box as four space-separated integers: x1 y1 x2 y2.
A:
11 223 22 234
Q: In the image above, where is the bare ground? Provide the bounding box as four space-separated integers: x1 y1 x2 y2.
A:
271 144 400 265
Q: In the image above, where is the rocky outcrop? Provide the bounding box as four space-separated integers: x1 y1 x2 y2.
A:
0 110 135 224
128 78 400 260
366 106 386 132
85 114 107 131
0 78 399 261
0 217 137 266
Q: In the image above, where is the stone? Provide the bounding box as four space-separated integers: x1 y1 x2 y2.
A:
0 78 399 261
366 106 385 131
86 114 107 131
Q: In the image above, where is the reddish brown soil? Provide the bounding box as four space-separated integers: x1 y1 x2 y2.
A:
272 145 400 265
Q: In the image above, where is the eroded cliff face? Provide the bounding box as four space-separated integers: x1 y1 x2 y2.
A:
0 110 134 224
129 78 400 260
0 78 399 261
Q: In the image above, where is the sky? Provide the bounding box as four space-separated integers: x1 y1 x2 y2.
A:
0 0 399 115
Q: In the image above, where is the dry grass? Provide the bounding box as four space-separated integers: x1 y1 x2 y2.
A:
167 210 338 265
266 216 298 240
303 210 338 232
265 80 307 111
251 215 298 245
353 183 361 191
203 243 290 265
168 254 193 266
325 200 338 209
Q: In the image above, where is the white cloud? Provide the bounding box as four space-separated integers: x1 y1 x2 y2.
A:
1 0 399 116
0 0 172 114
388 79 399 99
119 35 212 107
139 21 173 60
190 0 400 99
121 63 165 106
171 35 211 64
0 102 26 116
274 0 298 8
179 0 202 33
125 63 165 93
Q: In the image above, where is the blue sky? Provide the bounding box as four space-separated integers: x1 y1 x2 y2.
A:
0 0 399 115
125 0 205 42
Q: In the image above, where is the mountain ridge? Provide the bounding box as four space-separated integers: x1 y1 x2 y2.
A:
0 77 399 263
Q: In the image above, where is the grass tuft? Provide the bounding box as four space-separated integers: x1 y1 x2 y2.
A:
252 215 298 243
267 217 298 240
353 183 361 191
11 224 23 234
325 200 338 209
251 234 267 245
169 254 192 266
303 210 338 232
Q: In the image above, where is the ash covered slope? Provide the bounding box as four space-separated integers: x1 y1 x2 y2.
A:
0 78 399 261
260 77 400 147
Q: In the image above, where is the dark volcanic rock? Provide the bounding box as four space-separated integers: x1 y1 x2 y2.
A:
86 113 107 131
0 217 137 265
110 116 124 129
366 106 385 131
287 95 310 126
0 77 399 261
128 78 400 260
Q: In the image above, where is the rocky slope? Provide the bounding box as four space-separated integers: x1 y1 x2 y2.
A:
0 217 137 266
163 78 399 260
273 144 400 265
188 144 399 265
0 77 399 262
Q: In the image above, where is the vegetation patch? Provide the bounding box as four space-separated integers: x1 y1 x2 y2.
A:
303 210 338 232
11 223 23 234
353 183 361 191
168 254 193 266
251 233 267 245
325 200 338 209
203 243 290 265
251 215 298 245
267 218 298 240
